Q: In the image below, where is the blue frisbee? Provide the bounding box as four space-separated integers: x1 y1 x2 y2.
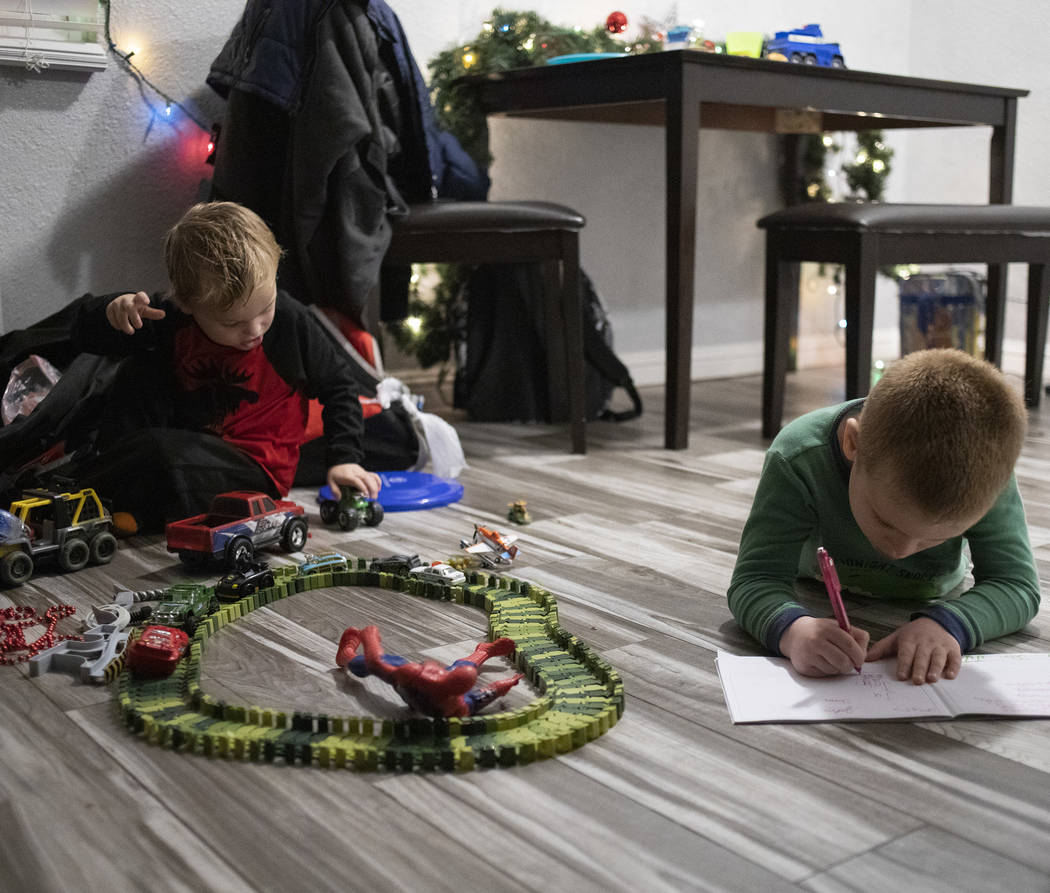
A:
318 471 463 512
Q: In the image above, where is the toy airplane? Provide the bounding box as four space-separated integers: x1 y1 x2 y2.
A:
460 524 519 568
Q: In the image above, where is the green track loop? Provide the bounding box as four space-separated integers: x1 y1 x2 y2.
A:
117 559 624 771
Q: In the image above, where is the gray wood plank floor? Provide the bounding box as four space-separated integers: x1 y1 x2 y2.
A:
3 367 1049 893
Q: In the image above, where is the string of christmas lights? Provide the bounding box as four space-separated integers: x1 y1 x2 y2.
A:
98 0 209 134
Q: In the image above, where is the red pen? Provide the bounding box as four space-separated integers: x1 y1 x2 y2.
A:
817 546 861 673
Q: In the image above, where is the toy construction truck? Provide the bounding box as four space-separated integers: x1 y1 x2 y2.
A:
0 487 116 587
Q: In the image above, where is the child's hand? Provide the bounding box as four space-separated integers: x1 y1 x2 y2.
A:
779 616 869 677
327 463 382 500
866 617 962 685
106 291 166 334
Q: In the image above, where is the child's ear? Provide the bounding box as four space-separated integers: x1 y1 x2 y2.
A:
841 416 861 462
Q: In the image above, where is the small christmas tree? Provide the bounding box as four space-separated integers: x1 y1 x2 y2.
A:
842 131 894 201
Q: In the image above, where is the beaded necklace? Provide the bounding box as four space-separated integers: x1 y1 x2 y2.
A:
0 604 79 665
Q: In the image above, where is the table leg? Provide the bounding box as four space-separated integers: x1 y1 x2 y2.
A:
843 240 877 400
1025 264 1050 407
664 66 701 449
986 99 1017 366
778 134 805 373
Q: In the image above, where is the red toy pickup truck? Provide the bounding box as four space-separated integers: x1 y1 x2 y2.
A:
166 491 308 569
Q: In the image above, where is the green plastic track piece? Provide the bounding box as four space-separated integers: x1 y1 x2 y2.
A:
117 563 623 771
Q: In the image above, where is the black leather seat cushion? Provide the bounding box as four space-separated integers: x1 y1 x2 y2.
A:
758 203 1050 234
393 200 585 235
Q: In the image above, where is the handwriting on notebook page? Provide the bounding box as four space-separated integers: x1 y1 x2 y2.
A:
939 655 1050 717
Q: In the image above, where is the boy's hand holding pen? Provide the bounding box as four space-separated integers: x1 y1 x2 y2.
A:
817 547 862 673
778 547 869 677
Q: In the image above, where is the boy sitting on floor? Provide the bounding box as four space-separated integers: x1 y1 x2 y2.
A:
71 201 380 534
728 349 1040 685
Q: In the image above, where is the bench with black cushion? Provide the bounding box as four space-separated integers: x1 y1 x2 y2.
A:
385 200 587 453
758 203 1050 438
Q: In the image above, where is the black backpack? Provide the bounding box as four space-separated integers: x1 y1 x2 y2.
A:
453 263 642 424
0 296 123 495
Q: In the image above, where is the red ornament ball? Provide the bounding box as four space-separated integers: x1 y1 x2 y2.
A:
606 11 628 34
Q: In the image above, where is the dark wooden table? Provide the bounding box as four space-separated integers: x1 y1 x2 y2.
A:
475 50 1028 449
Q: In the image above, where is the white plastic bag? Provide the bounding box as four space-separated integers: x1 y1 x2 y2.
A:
375 377 467 479
2 354 61 425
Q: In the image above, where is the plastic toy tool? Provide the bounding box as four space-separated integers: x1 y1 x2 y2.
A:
336 625 523 717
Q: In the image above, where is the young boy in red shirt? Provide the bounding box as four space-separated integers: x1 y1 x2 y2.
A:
73 201 380 534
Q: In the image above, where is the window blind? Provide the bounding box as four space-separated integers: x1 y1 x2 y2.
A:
0 0 105 71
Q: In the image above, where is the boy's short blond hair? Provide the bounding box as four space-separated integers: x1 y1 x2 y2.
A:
164 202 282 312
857 348 1027 520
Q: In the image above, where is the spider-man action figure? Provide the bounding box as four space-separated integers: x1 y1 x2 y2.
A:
336 625 523 717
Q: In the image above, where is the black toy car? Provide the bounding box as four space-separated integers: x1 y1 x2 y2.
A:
369 553 423 575
215 561 276 600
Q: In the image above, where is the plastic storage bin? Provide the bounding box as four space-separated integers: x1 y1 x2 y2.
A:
899 271 984 357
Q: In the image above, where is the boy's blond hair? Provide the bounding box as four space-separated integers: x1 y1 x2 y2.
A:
856 348 1027 520
163 202 282 312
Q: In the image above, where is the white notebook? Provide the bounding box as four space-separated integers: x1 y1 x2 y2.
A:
716 651 1050 724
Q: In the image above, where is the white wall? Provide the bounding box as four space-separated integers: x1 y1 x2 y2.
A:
2 1 1048 381
0 0 246 331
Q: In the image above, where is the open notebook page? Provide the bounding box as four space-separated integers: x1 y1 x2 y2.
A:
937 653 1050 717
716 652 1050 724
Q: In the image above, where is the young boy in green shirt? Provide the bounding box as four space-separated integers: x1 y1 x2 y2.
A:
728 349 1040 685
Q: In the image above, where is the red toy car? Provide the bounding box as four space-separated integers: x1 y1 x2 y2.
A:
127 625 190 678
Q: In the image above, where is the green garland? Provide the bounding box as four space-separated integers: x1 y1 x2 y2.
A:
393 263 470 374
428 9 662 166
842 131 894 202
798 131 894 203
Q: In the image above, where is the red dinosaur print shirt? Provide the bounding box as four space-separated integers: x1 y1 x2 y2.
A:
174 323 308 492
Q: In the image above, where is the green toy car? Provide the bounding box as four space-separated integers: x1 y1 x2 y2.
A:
317 486 384 532
151 583 219 636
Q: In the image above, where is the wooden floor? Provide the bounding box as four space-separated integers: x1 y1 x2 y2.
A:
3 367 1050 893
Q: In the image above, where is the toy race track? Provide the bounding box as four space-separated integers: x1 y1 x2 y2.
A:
117 558 623 771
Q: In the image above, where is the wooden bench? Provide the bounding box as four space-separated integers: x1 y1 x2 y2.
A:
758 203 1050 438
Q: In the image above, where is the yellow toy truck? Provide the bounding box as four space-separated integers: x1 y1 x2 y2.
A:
0 488 116 587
